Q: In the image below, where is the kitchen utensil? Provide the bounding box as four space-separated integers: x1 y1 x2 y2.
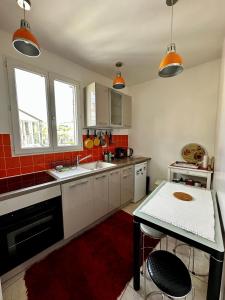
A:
105 131 109 146
84 129 94 149
100 131 106 146
109 131 113 144
181 143 206 163
173 192 193 201
93 130 100 147
127 147 133 157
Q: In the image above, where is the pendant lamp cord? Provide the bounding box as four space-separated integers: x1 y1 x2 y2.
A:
170 0 174 44
23 0 26 20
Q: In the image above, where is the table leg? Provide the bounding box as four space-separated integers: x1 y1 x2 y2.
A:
133 220 141 291
207 256 224 300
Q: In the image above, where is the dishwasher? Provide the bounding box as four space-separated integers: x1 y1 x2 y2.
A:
133 162 147 203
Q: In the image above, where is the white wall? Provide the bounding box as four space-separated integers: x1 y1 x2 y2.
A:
129 60 220 187
214 39 225 300
0 29 129 134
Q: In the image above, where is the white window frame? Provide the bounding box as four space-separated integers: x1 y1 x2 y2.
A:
49 73 83 152
6 58 83 155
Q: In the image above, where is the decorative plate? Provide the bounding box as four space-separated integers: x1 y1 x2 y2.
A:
181 143 206 163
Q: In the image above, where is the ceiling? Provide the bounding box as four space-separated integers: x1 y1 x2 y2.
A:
0 0 225 85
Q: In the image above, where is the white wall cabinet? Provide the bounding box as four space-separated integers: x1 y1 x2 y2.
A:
85 82 110 127
123 94 132 128
108 169 121 211
121 166 134 205
93 173 109 220
62 177 94 239
110 89 123 127
85 82 132 128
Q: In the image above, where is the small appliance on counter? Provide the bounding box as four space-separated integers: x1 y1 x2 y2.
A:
115 147 133 159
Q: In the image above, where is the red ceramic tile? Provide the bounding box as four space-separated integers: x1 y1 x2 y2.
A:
34 164 46 172
0 146 4 158
54 153 64 161
3 146 12 157
33 155 45 165
0 135 3 145
2 134 11 146
5 157 20 169
20 156 34 166
6 168 21 177
0 170 6 178
44 154 54 163
21 165 34 175
0 158 5 170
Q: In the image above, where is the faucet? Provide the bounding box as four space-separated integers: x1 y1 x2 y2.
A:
76 154 92 167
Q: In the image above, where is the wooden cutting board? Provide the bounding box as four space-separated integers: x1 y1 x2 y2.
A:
173 192 193 201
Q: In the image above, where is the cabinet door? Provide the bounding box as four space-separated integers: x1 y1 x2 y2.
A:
110 89 123 127
62 177 94 239
96 83 110 127
123 94 132 128
93 173 109 220
121 166 134 205
108 169 121 212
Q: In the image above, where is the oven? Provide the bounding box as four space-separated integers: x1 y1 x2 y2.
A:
0 196 64 275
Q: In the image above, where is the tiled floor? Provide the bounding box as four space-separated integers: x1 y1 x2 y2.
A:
2 201 208 300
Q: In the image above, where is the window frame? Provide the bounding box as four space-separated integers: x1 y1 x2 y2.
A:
6 58 83 155
49 73 83 152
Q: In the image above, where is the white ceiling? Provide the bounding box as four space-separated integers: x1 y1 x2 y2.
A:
0 0 225 85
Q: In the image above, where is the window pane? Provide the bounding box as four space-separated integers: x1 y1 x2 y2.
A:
54 80 77 146
14 68 50 148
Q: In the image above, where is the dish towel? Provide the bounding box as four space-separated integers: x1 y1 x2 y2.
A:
140 182 215 241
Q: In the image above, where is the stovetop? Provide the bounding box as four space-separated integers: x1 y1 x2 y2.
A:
0 172 56 195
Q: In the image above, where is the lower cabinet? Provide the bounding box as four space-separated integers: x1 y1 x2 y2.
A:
108 169 121 212
93 173 109 220
62 165 134 239
121 166 134 205
62 177 94 239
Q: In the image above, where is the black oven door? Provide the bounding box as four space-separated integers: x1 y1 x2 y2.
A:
0 196 63 275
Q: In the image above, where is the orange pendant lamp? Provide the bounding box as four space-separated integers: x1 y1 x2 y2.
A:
159 0 183 78
13 0 41 57
113 62 125 89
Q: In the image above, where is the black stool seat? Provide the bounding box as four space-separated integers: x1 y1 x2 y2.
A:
147 250 192 298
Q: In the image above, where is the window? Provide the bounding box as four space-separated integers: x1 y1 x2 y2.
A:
53 79 78 147
7 59 82 155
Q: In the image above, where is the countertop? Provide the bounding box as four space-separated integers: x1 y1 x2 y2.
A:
0 156 151 201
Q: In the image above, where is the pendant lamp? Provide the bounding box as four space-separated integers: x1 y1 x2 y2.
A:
159 0 183 78
113 62 125 89
13 0 41 57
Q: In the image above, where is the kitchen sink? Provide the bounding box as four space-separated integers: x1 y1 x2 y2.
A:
49 166 92 179
81 161 116 171
49 161 116 179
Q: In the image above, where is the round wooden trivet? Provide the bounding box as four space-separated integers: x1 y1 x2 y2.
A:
173 192 193 201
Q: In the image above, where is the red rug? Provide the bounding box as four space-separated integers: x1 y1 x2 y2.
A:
25 210 157 300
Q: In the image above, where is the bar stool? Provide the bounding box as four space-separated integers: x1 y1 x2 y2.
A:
145 250 193 300
173 241 209 277
141 224 168 291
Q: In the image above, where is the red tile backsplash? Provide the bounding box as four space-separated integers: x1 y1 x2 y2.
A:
0 134 128 179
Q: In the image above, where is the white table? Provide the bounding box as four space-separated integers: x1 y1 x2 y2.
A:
168 164 213 190
133 181 224 300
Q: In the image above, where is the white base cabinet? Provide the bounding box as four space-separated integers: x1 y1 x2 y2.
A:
62 177 94 239
62 166 133 239
108 169 121 212
121 166 134 205
93 173 109 220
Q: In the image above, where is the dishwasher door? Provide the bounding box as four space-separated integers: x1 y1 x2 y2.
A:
133 162 147 203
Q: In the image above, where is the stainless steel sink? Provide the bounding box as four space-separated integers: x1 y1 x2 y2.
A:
49 161 116 179
81 161 116 171
49 166 92 179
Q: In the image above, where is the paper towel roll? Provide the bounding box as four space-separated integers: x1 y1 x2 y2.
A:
202 155 208 169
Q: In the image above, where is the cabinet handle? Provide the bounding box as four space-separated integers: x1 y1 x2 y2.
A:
95 175 107 180
69 180 89 188
110 171 120 175
123 174 129 178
